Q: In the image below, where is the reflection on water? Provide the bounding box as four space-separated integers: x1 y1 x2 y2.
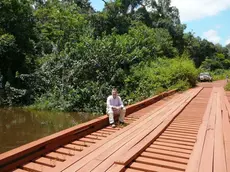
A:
0 108 99 154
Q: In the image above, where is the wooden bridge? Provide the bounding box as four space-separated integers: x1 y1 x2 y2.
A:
0 81 230 172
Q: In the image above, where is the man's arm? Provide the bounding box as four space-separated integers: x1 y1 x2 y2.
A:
118 96 124 109
106 96 114 111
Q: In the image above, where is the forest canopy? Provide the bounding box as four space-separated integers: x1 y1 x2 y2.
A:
0 0 230 113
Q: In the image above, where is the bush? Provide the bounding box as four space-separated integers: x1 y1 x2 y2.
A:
210 69 230 81
25 24 178 112
1 22 196 113
225 82 230 91
124 56 198 103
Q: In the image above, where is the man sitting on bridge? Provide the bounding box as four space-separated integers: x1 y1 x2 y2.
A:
106 88 126 128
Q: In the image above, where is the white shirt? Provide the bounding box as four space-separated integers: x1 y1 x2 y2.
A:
106 95 124 111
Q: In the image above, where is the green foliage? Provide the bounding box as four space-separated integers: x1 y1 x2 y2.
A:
124 56 198 103
1 0 230 114
183 34 218 67
4 82 28 106
0 34 17 78
210 69 230 81
225 82 230 91
226 43 230 56
34 0 89 54
0 0 37 88
28 24 177 112
200 52 230 71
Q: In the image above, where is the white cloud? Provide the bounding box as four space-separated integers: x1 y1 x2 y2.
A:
225 38 230 45
171 0 230 22
203 29 221 44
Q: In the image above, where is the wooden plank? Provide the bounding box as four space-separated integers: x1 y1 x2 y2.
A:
100 129 116 133
170 121 201 125
161 133 197 140
222 90 230 172
85 135 102 140
106 164 126 172
45 152 66 161
12 169 28 172
95 130 112 136
0 147 60 172
129 162 182 172
145 147 190 159
149 145 192 154
105 126 121 130
71 140 91 147
158 135 196 143
185 87 214 172
170 123 201 128
214 90 227 172
171 121 201 125
166 126 199 132
174 119 202 122
22 162 53 172
55 148 76 156
63 144 83 151
78 138 97 143
34 157 56 167
166 128 197 135
140 152 188 164
198 88 217 172
163 130 197 137
154 141 193 150
35 156 64 168
224 92 230 121
156 138 194 146
124 168 144 172
135 156 187 171
90 133 107 138
76 159 102 172
172 120 202 124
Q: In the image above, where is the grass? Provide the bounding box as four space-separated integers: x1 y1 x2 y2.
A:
225 82 230 91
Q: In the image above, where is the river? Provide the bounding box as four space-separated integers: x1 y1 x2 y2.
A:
0 108 99 154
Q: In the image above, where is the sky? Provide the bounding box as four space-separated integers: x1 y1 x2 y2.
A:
90 0 230 46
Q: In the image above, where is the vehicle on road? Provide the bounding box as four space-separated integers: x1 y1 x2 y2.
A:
198 72 212 82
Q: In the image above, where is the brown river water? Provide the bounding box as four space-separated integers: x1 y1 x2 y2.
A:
0 108 99 154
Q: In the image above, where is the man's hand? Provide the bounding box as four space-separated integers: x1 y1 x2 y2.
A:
112 106 121 110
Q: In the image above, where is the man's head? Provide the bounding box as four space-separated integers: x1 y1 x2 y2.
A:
112 88 118 99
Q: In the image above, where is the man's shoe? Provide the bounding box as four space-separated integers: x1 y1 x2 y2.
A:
111 123 116 128
119 121 125 125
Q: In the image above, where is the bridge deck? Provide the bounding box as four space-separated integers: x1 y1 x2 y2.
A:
5 81 230 172
64 87 230 172
8 90 177 172
109 87 230 172
63 87 204 172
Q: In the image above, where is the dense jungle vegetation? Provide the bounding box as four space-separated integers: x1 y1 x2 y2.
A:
1 0 230 113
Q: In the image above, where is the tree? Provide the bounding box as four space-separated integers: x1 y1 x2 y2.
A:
226 43 230 56
145 0 185 53
62 0 94 12
34 0 88 54
0 0 37 87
